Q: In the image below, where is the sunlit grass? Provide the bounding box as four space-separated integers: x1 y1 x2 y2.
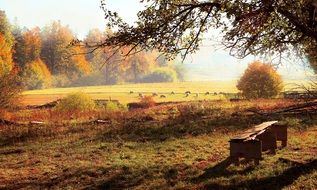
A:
21 80 312 105
22 81 237 105
0 99 316 189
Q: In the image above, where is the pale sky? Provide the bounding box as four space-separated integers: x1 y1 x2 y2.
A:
0 0 314 81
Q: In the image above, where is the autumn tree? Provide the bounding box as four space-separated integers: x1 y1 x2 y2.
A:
0 10 14 75
84 29 160 84
0 10 21 110
237 61 283 99
121 48 157 83
12 27 52 89
19 28 42 66
41 21 91 86
84 28 123 85
84 29 104 63
87 0 317 72
22 59 52 89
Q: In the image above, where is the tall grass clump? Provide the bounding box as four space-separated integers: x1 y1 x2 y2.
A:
55 92 95 112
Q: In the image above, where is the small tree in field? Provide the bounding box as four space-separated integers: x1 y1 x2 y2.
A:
237 61 283 99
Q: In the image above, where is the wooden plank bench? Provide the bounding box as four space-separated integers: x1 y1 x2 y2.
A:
229 121 287 164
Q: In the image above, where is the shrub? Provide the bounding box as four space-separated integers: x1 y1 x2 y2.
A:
139 96 156 108
142 67 177 83
237 61 283 99
55 92 95 112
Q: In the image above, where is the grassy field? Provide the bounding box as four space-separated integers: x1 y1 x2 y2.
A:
0 99 316 189
3 82 316 189
21 81 239 105
21 80 312 106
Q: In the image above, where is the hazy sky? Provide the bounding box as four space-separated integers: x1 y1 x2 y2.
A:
0 0 314 81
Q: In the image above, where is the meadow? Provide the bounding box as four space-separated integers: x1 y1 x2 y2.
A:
21 81 237 105
21 81 308 106
1 81 316 189
0 98 316 189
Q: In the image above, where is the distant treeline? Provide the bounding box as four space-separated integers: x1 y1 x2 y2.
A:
0 10 186 90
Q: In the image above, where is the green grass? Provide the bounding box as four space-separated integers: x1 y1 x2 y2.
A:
0 100 316 189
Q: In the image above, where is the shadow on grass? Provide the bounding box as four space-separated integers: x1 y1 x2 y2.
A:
99 108 317 143
2 166 149 190
192 157 256 184
99 113 276 143
202 159 317 190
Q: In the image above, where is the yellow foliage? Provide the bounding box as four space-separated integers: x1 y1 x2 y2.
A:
0 34 14 75
23 59 52 89
71 46 91 75
237 61 283 99
55 92 95 112
32 59 52 80
22 28 42 62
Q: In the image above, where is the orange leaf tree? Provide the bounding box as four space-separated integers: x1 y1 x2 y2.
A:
0 11 14 75
13 27 53 89
237 61 283 99
22 58 52 89
0 11 21 110
41 21 91 86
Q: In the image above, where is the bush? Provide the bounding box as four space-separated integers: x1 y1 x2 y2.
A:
142 67 177 83
55 92 95 112
139 96 156 108
237 61 283 99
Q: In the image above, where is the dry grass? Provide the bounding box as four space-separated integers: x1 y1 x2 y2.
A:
0 99 316 189
21 81 238 105
21 81 311 106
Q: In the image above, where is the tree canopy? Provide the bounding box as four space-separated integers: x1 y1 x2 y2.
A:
91 0 317 71
237 61 283 99
0 10 14 75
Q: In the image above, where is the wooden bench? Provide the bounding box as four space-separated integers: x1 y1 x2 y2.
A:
229 121 287 164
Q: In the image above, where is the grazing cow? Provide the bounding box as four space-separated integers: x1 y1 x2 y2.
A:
185 91 191 94
214 92 218 95
205 92 210 95
160 95 166 98
129 91 134 94
139 93 143 98
152 92 158 96
171 91 175 95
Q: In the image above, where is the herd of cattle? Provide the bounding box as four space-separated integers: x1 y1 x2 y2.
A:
130 90 317 100
26 90 316 110
129 90 238 99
